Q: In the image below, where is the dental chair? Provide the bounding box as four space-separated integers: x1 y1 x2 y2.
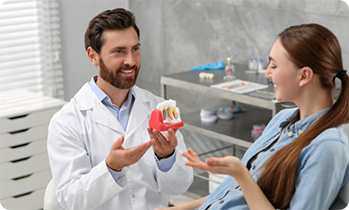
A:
330 123 349 209
329 179 349 209
43 179 64 210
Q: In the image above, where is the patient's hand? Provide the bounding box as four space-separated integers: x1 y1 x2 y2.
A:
182 148 245 178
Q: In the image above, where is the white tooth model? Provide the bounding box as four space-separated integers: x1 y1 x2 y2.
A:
199 72 214 80
149 99 184 131
156 99 182 123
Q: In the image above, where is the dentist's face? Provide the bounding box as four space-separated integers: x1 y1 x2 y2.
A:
265 38 301 102
98 27 141 89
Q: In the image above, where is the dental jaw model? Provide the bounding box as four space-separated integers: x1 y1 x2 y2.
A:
149 99 184 131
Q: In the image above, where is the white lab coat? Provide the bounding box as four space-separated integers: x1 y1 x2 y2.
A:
47 83 193 210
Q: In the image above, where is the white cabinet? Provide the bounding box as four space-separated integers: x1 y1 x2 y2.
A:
0 90 65 210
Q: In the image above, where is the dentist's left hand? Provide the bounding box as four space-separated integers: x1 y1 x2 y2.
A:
106 136 155 171
147 127 178 159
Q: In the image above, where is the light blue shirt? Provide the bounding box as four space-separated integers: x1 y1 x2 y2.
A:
200 108 349 210
89 76 176 181
89 75 134 131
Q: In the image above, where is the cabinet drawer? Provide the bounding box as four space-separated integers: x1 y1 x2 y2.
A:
0 188 46 210
0 124 48 149
0 153 50 182
0 139 47 163
0 108 58 134
0 169 51 199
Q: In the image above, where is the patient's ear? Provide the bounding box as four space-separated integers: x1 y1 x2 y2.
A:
87 47 99 66
299 66 313 87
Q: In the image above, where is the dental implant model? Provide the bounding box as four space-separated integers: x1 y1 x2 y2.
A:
149 99 184 131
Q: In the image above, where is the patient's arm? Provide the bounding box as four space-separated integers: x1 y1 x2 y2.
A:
182 148 275 210
154 195 208 210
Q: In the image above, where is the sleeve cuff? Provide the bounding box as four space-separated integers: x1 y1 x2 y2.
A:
107 165 121 181
154 150 177 172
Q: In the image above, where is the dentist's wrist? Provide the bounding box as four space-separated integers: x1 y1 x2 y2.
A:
155 149 175 160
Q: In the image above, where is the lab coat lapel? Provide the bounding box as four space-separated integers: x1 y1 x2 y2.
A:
93 102 124 134
76 83 124 134
126 87 151 138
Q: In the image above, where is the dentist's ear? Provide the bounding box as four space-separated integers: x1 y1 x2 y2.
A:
299 66 314 87
87 47 99 66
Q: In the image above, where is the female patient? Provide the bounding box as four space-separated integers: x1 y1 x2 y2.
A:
158 23 349 209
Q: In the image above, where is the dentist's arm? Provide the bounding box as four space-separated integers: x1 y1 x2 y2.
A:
147 127 193 195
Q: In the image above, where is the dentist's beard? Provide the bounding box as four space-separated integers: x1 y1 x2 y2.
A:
99 57 140 89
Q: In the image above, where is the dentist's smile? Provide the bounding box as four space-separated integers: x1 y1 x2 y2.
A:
120 69 134 74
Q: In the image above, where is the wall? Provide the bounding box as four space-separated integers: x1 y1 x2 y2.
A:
59 0 348 102
59 0 128 101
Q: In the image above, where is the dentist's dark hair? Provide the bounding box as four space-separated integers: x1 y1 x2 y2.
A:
257 23 349 209
84 8 140 54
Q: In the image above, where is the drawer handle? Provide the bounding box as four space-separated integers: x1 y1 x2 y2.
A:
13 191 33 198
9 128 30 135
10 156 31 163
12 173 32 181
8 114 29 120
10 142 31 149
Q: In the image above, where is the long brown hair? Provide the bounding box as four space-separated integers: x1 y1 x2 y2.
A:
257 24 349 208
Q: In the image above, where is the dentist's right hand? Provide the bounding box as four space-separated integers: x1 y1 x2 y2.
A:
106 136 155 171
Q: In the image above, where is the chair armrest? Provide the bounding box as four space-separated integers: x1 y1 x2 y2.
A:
329 197 348 210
